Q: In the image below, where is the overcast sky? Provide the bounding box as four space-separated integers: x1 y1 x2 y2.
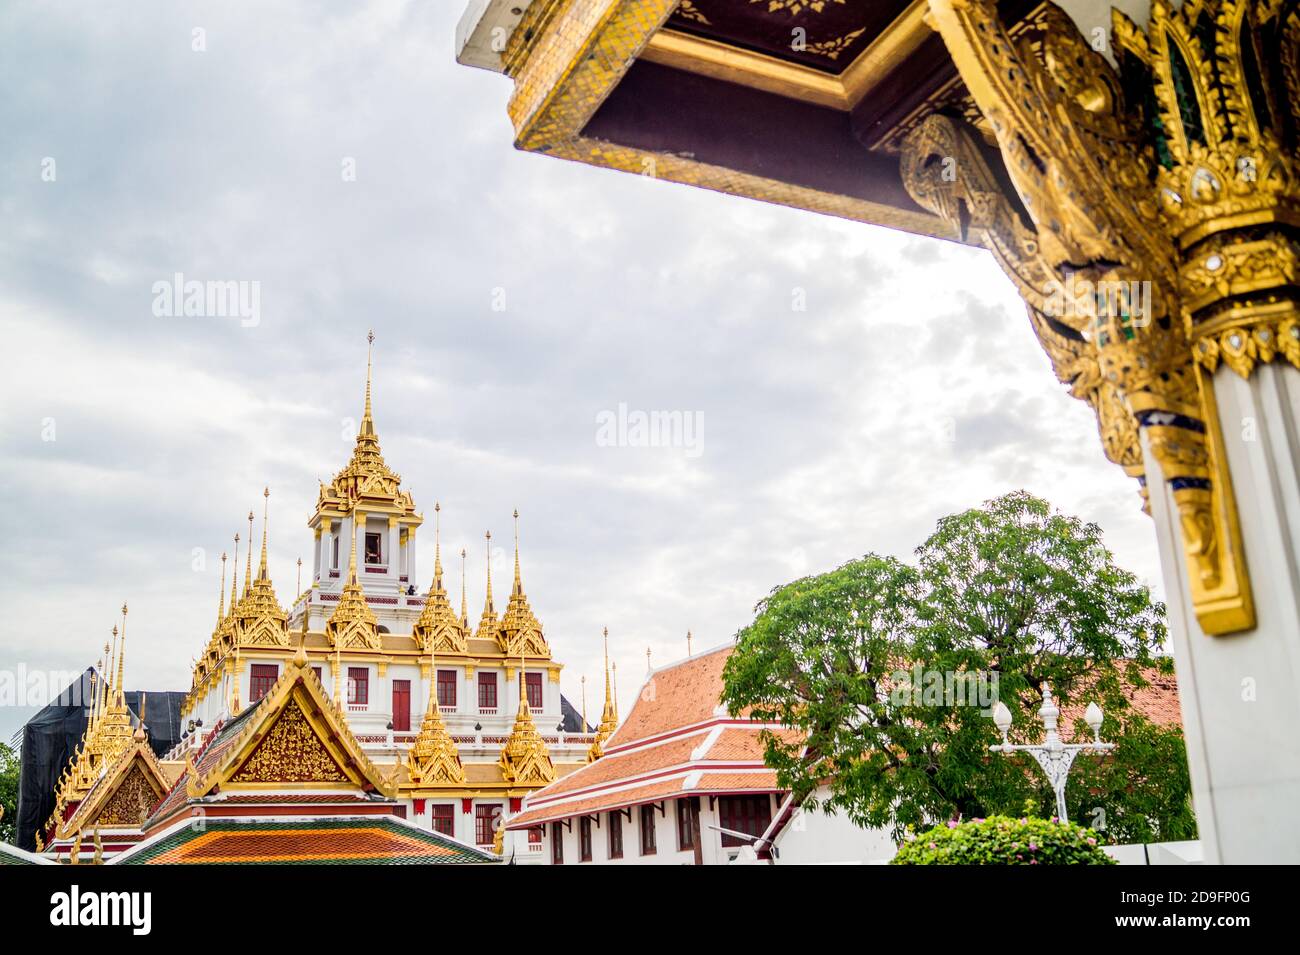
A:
0 1 1162 742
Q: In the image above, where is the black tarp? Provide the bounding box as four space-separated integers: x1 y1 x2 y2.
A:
14 669 185 851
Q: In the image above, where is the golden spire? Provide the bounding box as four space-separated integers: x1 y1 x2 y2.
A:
589 627 618 761
362 329 375 439
216 552 228 628
244 511 254 597
459 547 468 629
257 487 270 581
404 643 465 786
498 510 548 657
475 530 500 643
413 502 467 653
115 603 128 705
325 517 380 650
327 329 401 501
296 557 303 598
687 630 693 657
497 648 554 785
233 489 290 648
229 532 241 621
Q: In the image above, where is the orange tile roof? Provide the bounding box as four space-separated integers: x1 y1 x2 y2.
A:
607 647 733 747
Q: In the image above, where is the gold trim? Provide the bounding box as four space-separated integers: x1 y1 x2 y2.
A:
640 0 932 111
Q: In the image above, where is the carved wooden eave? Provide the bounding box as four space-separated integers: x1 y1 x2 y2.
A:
455 0 1045 242
186 655 395 798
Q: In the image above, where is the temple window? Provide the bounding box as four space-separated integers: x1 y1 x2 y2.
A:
677 798 696 850
347 667 369 706
437 669 457 710
331 536 339 570
639 804 657 856
718 795 772 848
579 817 593 862
391 678 411 732
478 672 498 712
608 812 623 860
551 822 563 864
429 804 454 837
474 804 501 846
525 671 543 710
249 663 278 702
365 532 382 565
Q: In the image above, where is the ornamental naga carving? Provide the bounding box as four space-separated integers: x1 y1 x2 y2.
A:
904 0 1299 634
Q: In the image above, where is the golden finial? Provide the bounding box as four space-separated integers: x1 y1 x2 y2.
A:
230 532 241 617
115 603 128 704
460 547 468 627
687 630 693 657
296 557 302 597
512 508 522 594
362 329 375 437
257 487 270 581
484 530 494 608
433 501 443 585
244 510 254 596
217 552 228 627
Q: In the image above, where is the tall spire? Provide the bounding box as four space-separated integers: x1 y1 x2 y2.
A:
325 516 381 650
498 510 548 657
321 329 402 504
498 649 555 785
459 547 468 628
590 626 618 761
216 552 227 627
362 328 375 438
687 630 693 657
115 603 128 705
412 502 467 654
475 530 500 643
257 487 270 581
244 510 254 597
229 532 241 621
404 642 465 786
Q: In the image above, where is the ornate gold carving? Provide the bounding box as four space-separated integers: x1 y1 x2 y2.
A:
917 0 1279 634
402 653 466 787
95 764 161 827
230 698 350 784
498 511 551 658
413 503 469 654
498 654 556 786
756 0 843 14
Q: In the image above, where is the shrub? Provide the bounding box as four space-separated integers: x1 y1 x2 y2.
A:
891 816 1115 865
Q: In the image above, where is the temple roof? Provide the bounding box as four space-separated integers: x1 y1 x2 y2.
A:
113 816 499 865
506 644 791 829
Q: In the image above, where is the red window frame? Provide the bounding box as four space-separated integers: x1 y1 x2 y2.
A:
579 817 593 862
608 812 623 860
249 663 278 702
639 804 657 856
551 822 564 864
364 532 382 564
475 804 501 846
525 672 543 710
437 669 457 708
478 672 498 710
347 667 369 705
528 827 542 846
391 679 411 732
677 798 696 850
429 804 454 837
718 795 772 848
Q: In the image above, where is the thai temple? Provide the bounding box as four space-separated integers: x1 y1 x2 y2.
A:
22 334 622 865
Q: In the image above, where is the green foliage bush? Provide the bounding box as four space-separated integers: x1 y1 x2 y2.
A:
891 816 1116 865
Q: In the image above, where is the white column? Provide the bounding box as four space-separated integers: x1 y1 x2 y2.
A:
1143 362 1300 864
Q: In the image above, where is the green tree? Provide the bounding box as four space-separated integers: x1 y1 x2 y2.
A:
722 491 1196 844
0 741 19 844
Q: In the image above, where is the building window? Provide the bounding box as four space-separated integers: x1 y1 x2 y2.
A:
608 812 623 860
249 664 278 702
579 817 593 862
311 666 322 682
478 672 498 711
528 827 542 848
437 669 457 709
677 798 696 850
429 804 454 837
365 531 382 564
475 804 501 846
347 667 369 706
331 536 339 569
639 804 657 856
551 822 564 864
525 672 543 710
718 795 773 848
391 679 411 732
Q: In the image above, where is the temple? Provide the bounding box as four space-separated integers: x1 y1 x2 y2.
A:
457 0 1300 864
30 334 603 864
